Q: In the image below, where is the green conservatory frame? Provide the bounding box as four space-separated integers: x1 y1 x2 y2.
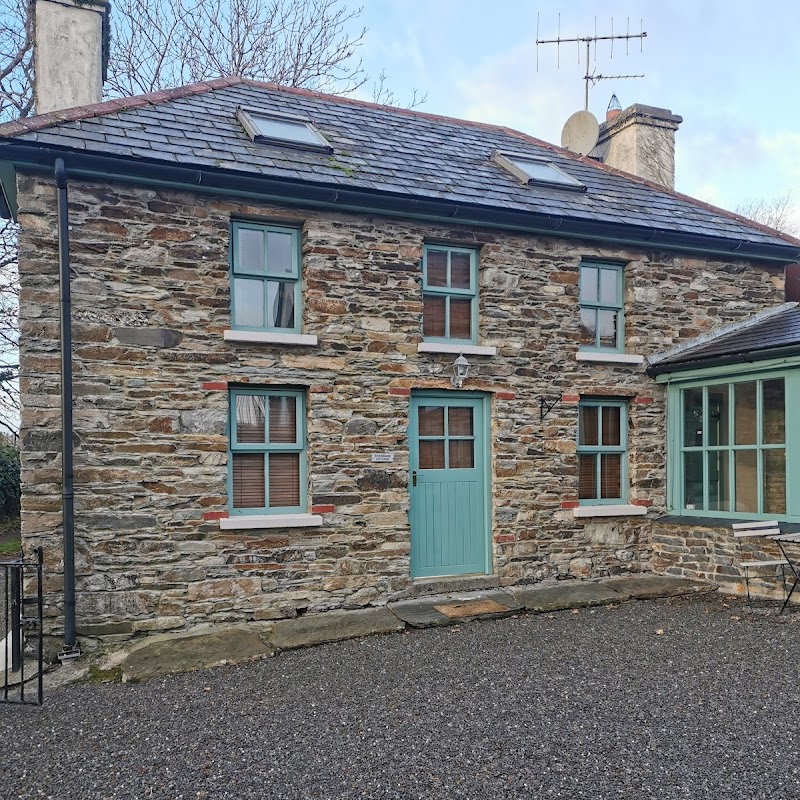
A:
657 356 800 522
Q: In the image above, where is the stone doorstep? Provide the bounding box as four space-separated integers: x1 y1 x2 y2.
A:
90 574 716 684
388 590 522 629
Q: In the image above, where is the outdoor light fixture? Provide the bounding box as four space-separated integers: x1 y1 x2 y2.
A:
451 353 471 389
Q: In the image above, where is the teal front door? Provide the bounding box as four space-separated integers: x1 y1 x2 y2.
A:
409 393 490 578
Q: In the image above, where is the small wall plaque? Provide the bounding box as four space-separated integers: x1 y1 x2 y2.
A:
371 453 395 463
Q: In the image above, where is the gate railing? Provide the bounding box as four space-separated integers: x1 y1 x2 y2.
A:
1 548 43 706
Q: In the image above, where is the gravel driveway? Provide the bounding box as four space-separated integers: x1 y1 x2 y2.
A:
2 594 799 800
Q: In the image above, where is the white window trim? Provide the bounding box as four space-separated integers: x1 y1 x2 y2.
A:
572 504 648 518
417 342 498 356
575 352 644 364
224 330 318 346
220 513 323 530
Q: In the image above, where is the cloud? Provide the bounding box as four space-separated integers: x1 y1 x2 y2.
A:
454 39 589 143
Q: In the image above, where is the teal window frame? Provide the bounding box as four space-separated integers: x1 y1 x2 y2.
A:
230 221 302 334
422 244 479 345
227 387 307 516
578 261 624 352
665 365 800 522
577 399 629 505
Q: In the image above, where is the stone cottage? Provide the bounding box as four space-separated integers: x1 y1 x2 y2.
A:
1 0 799 648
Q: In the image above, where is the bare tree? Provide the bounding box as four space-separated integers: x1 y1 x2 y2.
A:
735 192 798 237
108 0 367 96
0 0 424 437
371 69 427 110
0 1 28 439
0 0 33 120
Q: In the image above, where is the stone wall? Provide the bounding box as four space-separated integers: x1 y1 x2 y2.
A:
651 520 789 600
16 171 787 640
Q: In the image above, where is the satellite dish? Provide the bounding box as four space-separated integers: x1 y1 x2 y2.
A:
561 110 600 156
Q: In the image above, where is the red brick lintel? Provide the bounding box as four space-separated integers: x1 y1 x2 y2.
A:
561 394 580 404
495 392 516 401
389 387 411 396
634 396 654 404
201 381 228 391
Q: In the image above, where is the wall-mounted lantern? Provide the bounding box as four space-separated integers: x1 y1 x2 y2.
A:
451 353 471 389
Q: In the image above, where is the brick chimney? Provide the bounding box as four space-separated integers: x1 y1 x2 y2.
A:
35 0 110 114
592 99 683 190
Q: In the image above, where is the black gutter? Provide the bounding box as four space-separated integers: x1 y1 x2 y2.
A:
2 143 800 265
54 158 77 653
647 344 800 376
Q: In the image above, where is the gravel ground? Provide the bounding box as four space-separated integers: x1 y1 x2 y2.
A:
2 594 800 800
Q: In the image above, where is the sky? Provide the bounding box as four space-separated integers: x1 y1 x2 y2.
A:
355 0 800 227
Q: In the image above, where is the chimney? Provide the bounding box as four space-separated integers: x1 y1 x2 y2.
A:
594 99 683 190
35 0 110 114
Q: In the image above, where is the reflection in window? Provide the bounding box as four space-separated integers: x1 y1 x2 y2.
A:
578 262 624 351
678 378 788 517
231 222 300 333
577 401 627 503
422 245 477 343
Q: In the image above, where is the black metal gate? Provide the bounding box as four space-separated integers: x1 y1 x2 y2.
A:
1 548 43 705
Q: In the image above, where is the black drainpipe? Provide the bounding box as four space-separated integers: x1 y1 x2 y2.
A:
55 158 77 653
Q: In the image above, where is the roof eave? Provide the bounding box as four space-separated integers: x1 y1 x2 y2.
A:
647 344 800 376
2 142 799 264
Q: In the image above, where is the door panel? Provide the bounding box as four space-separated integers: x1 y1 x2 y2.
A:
409 394 489 578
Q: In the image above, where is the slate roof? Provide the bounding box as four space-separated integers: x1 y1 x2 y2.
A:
648 303 800 374
0 77 797 255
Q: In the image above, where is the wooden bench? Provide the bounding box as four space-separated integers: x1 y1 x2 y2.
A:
733 520 788 604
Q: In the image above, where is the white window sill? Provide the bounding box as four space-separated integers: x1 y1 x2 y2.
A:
224 330 318 346
573 504 648 518
575 351 644 364
417 342 498 356
220 513 323 530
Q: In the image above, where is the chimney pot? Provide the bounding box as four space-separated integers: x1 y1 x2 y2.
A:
606 93 622 123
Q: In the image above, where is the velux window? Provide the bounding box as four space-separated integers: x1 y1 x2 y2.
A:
422 245 478 344
579 262 624 351
577 400 628 504
229 389 306 515
491 150 585 190
675 375 795 518
237 108 332 152
231 222 300 333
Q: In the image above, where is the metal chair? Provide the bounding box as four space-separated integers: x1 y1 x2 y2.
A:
733 520 788 606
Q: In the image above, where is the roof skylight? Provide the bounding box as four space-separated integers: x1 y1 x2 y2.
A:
491 150 585 191
237 107 332 152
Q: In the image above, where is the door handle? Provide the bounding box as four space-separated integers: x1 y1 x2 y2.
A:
412 470 418 487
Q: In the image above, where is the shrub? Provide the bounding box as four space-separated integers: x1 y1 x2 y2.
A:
0 443 20 519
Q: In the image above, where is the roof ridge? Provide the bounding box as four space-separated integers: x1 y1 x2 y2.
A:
0 76 246 137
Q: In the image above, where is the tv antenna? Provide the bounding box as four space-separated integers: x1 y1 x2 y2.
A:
536 16 647 110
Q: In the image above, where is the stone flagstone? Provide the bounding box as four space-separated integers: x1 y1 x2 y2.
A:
388 590 521 628
120 627 275 683
603 574 717 599
512 581 628 612
269 608 404 651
